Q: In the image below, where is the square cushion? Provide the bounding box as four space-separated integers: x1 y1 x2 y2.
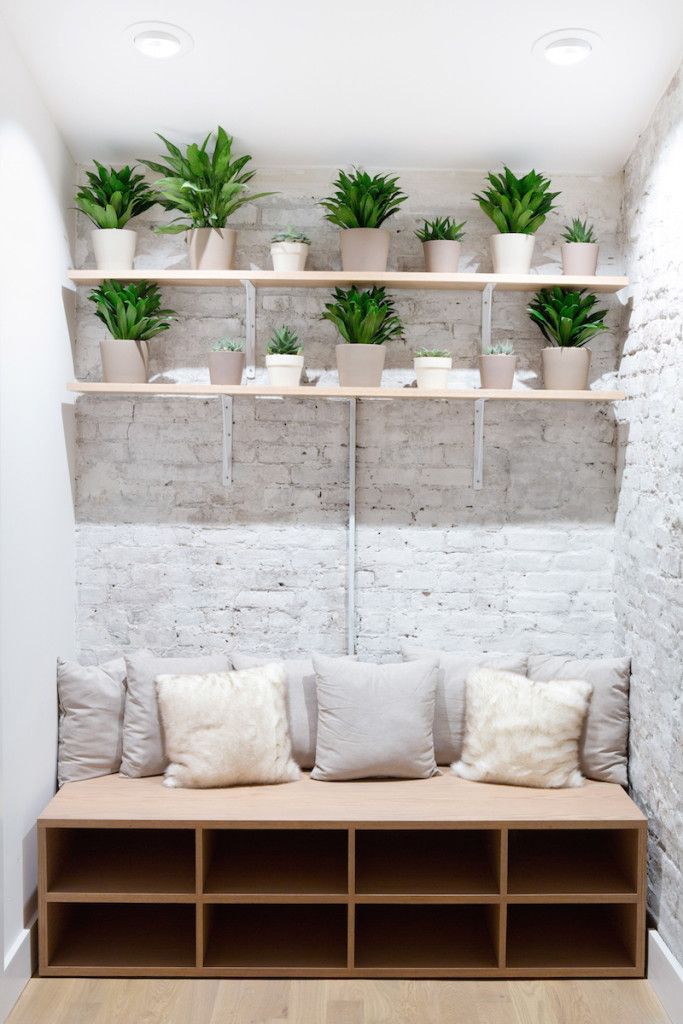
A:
527 655 630 785
57 657 126 786
311 654 439 781
122 650 232 777
401 644 529 764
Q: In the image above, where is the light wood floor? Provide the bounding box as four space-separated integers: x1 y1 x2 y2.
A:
7 978 668 1024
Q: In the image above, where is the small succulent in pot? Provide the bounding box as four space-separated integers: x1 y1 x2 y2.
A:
561 218 599 276
321 285 403 387
209 337 245 386
528 287 608 390
270 226 311 273
474 167 560 274
479 341 516 390
414 347 452 390
88 280 177 384
75 162 157 271
266 326 304 387
320 168 407 272
415 217 466 273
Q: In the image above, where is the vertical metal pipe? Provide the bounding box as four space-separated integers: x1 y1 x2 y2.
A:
347 398 357 656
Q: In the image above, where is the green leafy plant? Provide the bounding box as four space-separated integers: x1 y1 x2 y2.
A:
267 326 303 355
320 169 407 229
321 286 404 345
474 167 560 234
415 347 451 358
527 288 608 348
75 162 157 229
88 281 177 340
415 217 466 242
484 342 514 355
211 337 243 352
562 217 597 244
271 226 311 245
140 126 275 233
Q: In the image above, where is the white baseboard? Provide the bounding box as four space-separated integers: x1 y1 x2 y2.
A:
1 926 33 1024
649 929 683 1024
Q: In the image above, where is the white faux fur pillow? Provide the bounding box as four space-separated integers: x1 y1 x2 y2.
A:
156 663 301 789
452 668 592 789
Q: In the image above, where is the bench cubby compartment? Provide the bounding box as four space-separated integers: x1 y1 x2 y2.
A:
355 903 499 968
203 903 348 969
355 828 500 894
506 903 638 970
507 828 639 896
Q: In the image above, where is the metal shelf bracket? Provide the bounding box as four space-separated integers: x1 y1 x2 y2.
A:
221 395 233 487
473 398 486 490
347 398 357 656
241 280 256 379
481 282 496 352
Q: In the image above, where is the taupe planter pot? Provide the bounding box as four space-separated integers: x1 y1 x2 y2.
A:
92 228 137 271
100 339 149 383
479 354 516 389
209 351 245 385
336 344 385 387
542 347 591 390
490 233 535 274
188 227 236 270
423 240 461 273
340 228 390 272
561 242 599 276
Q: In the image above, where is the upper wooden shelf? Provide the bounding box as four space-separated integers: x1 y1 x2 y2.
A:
67 382 625 402
67 269 628 294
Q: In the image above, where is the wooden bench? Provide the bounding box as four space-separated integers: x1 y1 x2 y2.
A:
38 771 646 979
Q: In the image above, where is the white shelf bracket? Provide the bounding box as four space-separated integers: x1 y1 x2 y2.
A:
241 280 256 380
347 398 357 656
481 283 496 352
221 395 233 487
473 398 486 490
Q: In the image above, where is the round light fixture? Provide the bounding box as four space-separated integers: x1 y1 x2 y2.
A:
126 22 193 59
532 28 602 66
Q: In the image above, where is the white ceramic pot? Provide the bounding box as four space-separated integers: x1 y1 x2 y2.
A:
270 242 309 272
266 353 304 387
414 356 452 389
561 242 599 276
422 240 461 273
340 228 390 272
336 345 386 387
478 354 516 389
91 228 137 271
188 227 236 270
490 233 535 274
542 347 591 390
100 339 149 383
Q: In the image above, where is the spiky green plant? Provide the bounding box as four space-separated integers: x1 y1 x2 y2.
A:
267 326 303 355
271 226 311 244
320 169 407 229
527 288 608 348
474 167 560 234
321 286 404 345
212 337 243 352
415 217 466 242
562 218 597 244
75 162 157 229
88 281 177 340
140 126 275 233
484 342 514 355
415 347 451 358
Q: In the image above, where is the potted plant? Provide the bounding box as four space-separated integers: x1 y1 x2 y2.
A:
270 227 311 272
561 218 599 276
320 168 407 271
321 286 403 387
528 287 608 390
474 167 560 274
209 338 245 385
414 348 452 389
415 218 466 272
141 126 275 270
88 281 177 383
479 342 516 389
266 327 304 387
75 162 157 270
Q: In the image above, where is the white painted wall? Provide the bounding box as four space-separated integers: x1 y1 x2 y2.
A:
0 14 76 1019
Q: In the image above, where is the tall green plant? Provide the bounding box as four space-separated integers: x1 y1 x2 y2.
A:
75 162 157 229
320 169 407 229
527 288 608 348
321 286 403 345
88 281 177 340
140 126 275 233
474 167 560 234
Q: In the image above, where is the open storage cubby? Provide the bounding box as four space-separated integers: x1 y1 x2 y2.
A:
506 903 638 970
204 903 348 969
507 827 639 896
355 828 500 894
355 904 499 969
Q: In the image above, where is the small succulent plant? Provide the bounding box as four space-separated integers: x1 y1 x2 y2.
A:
271 226 311 245
415 347 451 358
211 337 244 352
415 217 466 242
484 342 514 355
267 326 303 355
562 218 597 244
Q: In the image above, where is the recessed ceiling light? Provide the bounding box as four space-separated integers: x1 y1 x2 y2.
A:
126 21 193 60
532 28 602 67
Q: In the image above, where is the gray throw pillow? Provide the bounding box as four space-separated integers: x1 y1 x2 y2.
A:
122 650 232 778
401 644 529 764
57 657 127 786
527 655 630 785
311 654 439 781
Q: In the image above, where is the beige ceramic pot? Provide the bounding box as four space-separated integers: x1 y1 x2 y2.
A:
561 242 599 276
340 228 390 272
209 350 245 385
100 339 149 383
479 354 516 389
266 354 304 387
414 356 452 389
490 233 535 274
188 227 236 270
542 347 591 390
336 344 385 387
92 228 137 271
422 240 461 273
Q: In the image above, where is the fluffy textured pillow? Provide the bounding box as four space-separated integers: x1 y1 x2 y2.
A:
452 668 592 789
527 655 630 785
156 663 300 788
122 650 232 778
401 645 529 764
57 657 127 786
311 655 439 781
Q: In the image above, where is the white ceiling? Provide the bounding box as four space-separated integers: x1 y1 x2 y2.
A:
3 0 683 173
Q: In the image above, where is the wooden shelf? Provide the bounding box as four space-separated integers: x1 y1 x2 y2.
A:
506 904 637 970
355 904 499 969
67 269 628 293
203 904 348 969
